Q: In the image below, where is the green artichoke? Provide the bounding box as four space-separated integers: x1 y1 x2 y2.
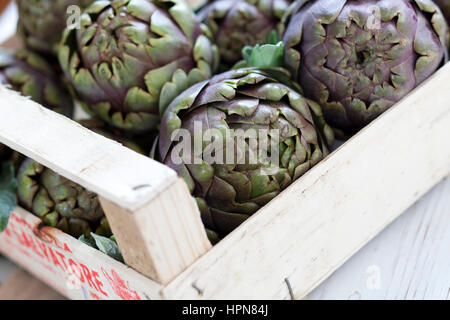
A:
434 0 450 25
17 158 111 238
282 0 448 133
199 0 291 69
15 117 147 238
17 0 96 57
158 68 334 239
59 0 219 135
0 48 74 117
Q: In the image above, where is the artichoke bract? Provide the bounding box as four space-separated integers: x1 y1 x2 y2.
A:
282 0 448 133
77 119 147 154
0 49 74 117
17 158 111 238
199 0 291 69
59 0 219 135
434 0 450 25
158 68 334 239
17 0 96 57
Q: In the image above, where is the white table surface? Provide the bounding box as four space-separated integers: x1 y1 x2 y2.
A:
308 177 449 300
0 2 449 300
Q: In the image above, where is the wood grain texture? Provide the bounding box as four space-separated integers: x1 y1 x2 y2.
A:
0 207 164 300
2 178 448 299
0 3 449 298
0 268 65 300
308 177 450 300
0 30 211 286
0 87 177 212
100 178 212 285
161 63 450 300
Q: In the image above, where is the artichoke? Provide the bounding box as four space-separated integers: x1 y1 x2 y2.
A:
0 48 74 117
0 48 73 175
199 0 291 69
15 117 147 238
59 0 219 135
434 0 450 25
0 146 10 162
17 0 96 57
17 158 111 238
282 0 448 133
158 68 334 239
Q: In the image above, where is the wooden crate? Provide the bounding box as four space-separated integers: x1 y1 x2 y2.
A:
0 1 449 300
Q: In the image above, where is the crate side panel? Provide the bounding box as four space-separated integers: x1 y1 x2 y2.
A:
162 64 450 299
0 207 163 300
0 87 176 211
186 0 207 10
0 87 210 286
100 179 212 284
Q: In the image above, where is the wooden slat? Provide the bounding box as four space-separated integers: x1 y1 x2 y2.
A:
0 87 176 212
161 62 450 299
0 268 66 300
100 178 211 285
0 207 164 300
308 178 450 300
0 87 211 286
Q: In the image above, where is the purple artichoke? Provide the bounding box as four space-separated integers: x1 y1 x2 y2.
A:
158 68 334 240
199 0 292 69
282 0 448 133
59 0 219 135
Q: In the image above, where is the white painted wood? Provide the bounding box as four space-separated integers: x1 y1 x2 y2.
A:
0 1 17 44
0 3 449 299
308 177 450 300
99 178 212 285
0 87 177 211
161 63 450 300
0 207 164 300
0 87 211 286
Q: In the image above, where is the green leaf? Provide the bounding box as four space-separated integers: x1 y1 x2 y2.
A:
91 233 124 262
78 234 96 248
0 161 17 232
242 41 285 69
267 30 279 45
